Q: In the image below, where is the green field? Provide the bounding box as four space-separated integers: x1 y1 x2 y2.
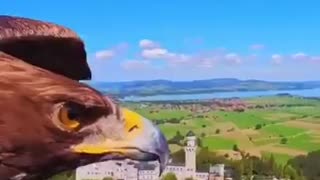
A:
279 133 320 151
260 124 306 137
158 124 194 139
214 111 271 129
202 136 236 150
124 95 320 165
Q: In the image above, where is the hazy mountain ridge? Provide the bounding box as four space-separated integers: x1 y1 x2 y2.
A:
83 78 320 97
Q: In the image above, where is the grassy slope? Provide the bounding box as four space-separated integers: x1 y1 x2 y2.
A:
262 151 293 165
279 133 320 151
124 96 320 165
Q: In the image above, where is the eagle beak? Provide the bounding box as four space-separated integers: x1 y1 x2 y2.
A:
129 118 170 175
71 108 170 175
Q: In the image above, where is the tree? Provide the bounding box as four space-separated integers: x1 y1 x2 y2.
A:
266 154 276 176
167 118 180 123
103 177 113 180
288 150 320 180
281 137 288 144
162 172 178 180
168 131 185 145
234 108 245 112
185 177 194 180
255 124 262 130
233 144 240 151
197 137 203 147
175 131 184 140
243 158 253 180
283 164 300 180
201 132 206 137
170 149 185 163
155 119 165 125
215 129 221 134
48 171 75 180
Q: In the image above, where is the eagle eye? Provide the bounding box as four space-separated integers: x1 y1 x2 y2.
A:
55 102 108 131
58 104 82 130
67 106 80 119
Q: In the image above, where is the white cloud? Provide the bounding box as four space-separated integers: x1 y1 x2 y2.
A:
121 60 150 70
271 54 283 65
250 44 265 50
166 53 190 63
311 56 320 61
225 53 242 64
141 48 169 59
89 39 320 81
139 39 195 66
139 39 191 63
94 43 129 60
247 54 258 61
114 42 129 52
197 58 215 68
95 50 115 60
139 42 245 69
290 52 320 64
139 39 160 49
270 53 320 65
292 52 308 60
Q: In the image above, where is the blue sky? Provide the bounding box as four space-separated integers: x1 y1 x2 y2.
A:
1 0 320 82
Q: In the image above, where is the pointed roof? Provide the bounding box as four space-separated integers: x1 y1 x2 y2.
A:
186 130 195 137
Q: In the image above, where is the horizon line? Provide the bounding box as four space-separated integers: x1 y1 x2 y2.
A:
82 78 320 83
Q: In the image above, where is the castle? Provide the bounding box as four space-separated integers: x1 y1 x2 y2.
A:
162 131 232 180
75 132 232 180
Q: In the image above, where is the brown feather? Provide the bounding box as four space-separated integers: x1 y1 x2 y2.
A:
0 52 115 179
0 15 79 40
0 15 91 81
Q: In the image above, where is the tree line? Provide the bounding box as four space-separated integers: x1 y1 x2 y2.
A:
164 130 311 180
168 147 305 180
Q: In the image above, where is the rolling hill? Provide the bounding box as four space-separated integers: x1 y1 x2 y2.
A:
83 78 320 97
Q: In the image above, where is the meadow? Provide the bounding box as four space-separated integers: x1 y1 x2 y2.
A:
123 95 320 165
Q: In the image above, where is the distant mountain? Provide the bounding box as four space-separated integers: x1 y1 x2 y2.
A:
82 79 320 97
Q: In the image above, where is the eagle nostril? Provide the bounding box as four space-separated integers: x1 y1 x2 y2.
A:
128 125 139 132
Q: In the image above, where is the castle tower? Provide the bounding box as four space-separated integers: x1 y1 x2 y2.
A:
184 131 197 179
209 164 225 180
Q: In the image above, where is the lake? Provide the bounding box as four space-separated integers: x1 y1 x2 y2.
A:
119 88 320 102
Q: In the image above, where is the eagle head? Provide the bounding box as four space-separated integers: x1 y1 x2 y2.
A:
0 55 169 179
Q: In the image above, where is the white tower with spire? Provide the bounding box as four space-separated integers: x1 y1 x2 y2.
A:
184 131 197 179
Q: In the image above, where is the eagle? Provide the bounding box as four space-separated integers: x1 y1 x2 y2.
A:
0 16 169 180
